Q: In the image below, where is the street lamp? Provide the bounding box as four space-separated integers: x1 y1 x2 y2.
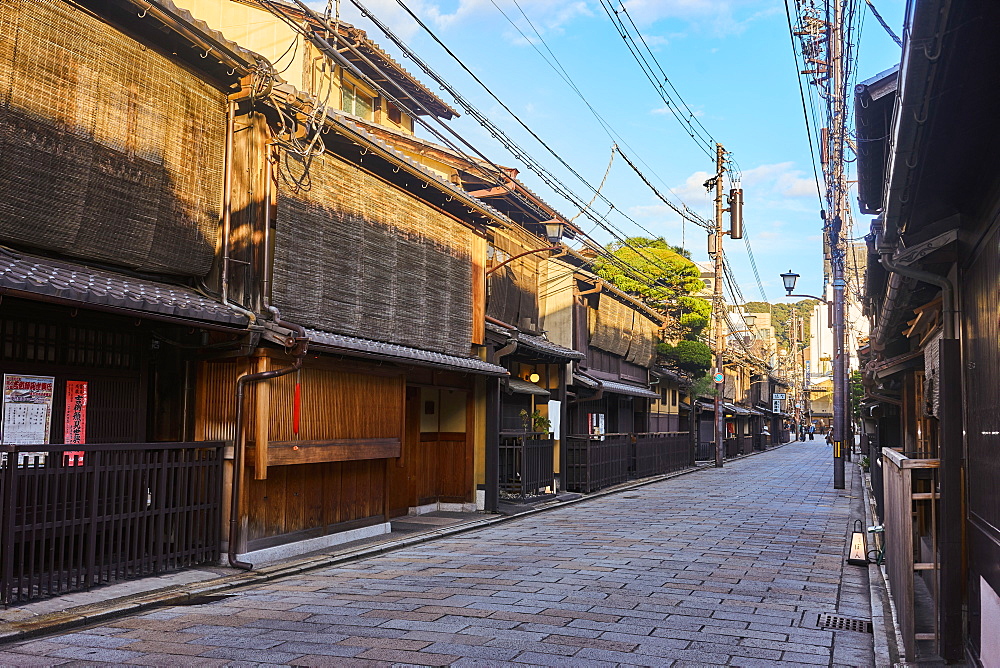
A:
780 270 847 487
781 270 829 303
486 221 565 276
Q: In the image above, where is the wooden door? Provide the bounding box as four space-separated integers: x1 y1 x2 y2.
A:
386 386 421 517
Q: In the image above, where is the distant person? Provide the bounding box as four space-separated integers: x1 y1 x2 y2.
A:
808 424 816 440
799 425 806 441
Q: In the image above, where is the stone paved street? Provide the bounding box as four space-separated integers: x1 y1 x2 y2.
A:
1 442 874 666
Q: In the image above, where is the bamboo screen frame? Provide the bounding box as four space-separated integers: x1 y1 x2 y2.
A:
0 0 226 276
271 149 475 356
588 293 658 367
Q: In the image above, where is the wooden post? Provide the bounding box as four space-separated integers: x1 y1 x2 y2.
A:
253 355 270 480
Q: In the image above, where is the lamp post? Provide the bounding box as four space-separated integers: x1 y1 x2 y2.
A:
485 221 565 276
781 269 845 489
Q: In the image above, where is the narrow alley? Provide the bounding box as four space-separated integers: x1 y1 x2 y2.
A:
0 442 875 667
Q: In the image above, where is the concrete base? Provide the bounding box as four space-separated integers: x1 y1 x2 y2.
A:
236 522 392 566
409 501 478 515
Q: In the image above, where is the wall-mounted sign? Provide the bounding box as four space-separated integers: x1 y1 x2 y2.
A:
63 380 88 466
773 399 782 413
2 374 55 465
773 393 786 400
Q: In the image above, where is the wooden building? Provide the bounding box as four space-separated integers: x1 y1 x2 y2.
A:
0 0 267 596
855 2 1000 662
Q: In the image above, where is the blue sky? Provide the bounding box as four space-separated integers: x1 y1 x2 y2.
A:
318 0 906 303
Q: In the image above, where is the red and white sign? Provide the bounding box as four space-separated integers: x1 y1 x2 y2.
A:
63 381 87 466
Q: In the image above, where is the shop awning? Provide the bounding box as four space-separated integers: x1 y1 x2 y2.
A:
486 322 585 360
0 248 248 327
504 378 550 396
306 329 509 376
570 374 659 399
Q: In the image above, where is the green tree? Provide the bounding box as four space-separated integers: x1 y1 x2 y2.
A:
850 370 864 421
594 237 711 340
744 300 818 352
657 340 713 376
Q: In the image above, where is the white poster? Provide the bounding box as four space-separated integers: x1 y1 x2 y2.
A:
548 400 561 440
2 374 55 465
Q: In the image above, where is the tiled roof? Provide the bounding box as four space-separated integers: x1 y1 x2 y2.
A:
0 248 248 326
305 328 509 376
485 322 585 360
599 380 660 399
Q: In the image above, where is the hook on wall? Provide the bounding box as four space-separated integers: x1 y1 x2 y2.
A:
138 0 151 17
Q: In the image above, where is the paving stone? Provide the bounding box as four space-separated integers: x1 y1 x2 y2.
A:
0 651 70 665
47 646 147 663
354 647 459 664
122 653 231 667
198 646 305 663
511 650 618 667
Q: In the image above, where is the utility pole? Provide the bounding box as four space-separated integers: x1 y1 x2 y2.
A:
711 143 726 468
829 0 847 489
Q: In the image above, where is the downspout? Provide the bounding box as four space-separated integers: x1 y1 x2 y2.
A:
228 307 308 570
878 253 953 339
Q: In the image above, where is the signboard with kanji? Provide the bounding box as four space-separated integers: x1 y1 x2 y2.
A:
63 381 88 466
2 374 55 465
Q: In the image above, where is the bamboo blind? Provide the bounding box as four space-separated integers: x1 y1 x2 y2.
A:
589 292 657 367
0 0 225 276
272 150 474 356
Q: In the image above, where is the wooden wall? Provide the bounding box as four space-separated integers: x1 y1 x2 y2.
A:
196 352 404 549
196 351 477 548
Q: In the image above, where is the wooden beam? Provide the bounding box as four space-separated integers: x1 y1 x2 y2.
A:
248 438 402 466
467 186 509 198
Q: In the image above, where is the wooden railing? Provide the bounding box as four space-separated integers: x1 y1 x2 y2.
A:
882 448 940 662
498 434 555 499
1 442 224 605
633 432 691 479
564 434 632 493
695 440 715 461
724 437 738 458
565 432 692 494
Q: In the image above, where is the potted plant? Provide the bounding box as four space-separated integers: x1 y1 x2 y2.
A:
520 409 551 434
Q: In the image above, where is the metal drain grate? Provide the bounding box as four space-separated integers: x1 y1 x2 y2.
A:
818 613 873 633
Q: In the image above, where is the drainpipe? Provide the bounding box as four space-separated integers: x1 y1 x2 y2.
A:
228 308 308 570
878 253 954 340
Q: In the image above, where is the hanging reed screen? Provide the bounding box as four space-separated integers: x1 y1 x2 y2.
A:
273 150 474 356
0 0 225 277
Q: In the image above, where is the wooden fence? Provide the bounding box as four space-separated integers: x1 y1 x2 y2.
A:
1 442 224 605
498 435 554 499
882 448 940 662
565 432 690 494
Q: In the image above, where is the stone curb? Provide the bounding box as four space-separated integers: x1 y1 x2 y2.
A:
0 440 792 646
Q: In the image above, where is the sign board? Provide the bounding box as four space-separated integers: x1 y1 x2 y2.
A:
2 374 55 465
773 392 786 400
63 380 88 466
772 399 782 413
713 372 724 383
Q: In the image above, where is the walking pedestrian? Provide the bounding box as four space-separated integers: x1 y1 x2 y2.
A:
808 424 816 440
